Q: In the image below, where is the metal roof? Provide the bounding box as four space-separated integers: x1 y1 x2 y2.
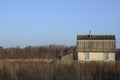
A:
77 35 115 40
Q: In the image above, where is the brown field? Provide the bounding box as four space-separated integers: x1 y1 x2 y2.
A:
0 59 120 80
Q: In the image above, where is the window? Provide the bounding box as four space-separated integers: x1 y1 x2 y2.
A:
85 52 89 60
104 53 108 60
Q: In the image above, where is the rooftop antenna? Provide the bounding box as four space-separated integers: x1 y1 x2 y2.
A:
89 31 92 38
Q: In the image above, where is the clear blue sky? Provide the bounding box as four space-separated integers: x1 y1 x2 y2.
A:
0 0 120 48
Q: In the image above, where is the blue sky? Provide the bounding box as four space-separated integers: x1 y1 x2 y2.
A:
0 0 120 48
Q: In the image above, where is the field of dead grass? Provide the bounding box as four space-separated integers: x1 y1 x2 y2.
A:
0 60 120 80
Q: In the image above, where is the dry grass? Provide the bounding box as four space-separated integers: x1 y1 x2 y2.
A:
0 60 119 80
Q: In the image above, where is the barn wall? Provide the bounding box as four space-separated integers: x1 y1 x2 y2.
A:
77 40 115 52
89 52 104 61
78 52 85 60
109 53 115 61
78 52 115 61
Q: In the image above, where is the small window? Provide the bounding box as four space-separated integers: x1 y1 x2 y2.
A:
85 52 89 60
104 53 108 60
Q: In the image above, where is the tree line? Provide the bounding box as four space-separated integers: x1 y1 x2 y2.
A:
0 45 76 59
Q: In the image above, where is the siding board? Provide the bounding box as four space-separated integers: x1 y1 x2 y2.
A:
77 40 115 52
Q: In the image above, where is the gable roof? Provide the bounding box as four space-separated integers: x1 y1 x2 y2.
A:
77 35 115 40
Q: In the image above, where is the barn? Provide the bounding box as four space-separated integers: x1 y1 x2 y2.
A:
77 34 116 61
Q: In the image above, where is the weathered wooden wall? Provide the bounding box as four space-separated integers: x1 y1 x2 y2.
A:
77 40 115 52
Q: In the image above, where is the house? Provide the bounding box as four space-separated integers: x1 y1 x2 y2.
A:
77 34 116 61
